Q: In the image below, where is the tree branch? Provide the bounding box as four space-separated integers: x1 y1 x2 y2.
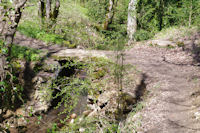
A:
15 0 27 9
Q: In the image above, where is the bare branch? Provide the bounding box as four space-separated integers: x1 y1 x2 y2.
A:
15 0 27 9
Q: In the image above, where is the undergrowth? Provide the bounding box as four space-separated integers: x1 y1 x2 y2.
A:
11 45 41 61
18 21 64 45
18 0 127 50
154 26 200 40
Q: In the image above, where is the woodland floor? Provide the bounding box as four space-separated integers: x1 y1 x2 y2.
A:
14 32 200 133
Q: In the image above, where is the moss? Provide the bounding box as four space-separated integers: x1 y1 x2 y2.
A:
12 60 22 70
176 41 185 47
92 69 106 79
43 64 60 73
62 41 77 48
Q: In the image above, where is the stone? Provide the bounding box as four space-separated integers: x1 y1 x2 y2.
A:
83 110 93 117
3 110 14 119
70 113 77 119
120 92 137 105
79 127 85 132
52 49 111 60
17 117 27 126
15 108 26 117
184 40 193 45
194 39 200 45
148 40 176 47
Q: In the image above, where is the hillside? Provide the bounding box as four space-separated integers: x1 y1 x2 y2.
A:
0 0 200 132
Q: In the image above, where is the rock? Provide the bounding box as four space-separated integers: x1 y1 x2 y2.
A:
83 110 93 117
87 104 100 111
69 119 74 124
194 39 200 45
120 92 137 106
79 127 85 132
184 40 193 45
15 108 26 117
148 40 176 47
27 72 55 114
66 113 77 124
97 90 117 108
52 49 111 60
42 59 60 73
70 113 77 119
17 117 27 126
3 110 14 119
88 109 98 117
194 111 200 120
87 95 95 104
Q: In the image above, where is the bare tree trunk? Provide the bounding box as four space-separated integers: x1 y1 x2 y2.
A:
52 0 60 20
189 0 193 27
127 0 137 44
0 4 6 35
103 0 115 30
38 0 60 31
158 0 164 31
38 0 45 25
51 0 60 30
46 0 51 19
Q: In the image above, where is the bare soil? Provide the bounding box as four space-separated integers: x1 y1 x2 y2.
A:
124 32 200 132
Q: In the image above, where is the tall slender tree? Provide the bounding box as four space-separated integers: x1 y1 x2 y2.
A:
103 0 116 30
38 0 60 30
127 0 137 44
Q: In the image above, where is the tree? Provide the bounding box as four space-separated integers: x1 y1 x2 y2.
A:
0 0 27 109
103 0 116 30
127 0 137 43
38 0 60 30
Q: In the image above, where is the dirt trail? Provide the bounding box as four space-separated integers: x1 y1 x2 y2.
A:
125 45 200 133
14 32 200 132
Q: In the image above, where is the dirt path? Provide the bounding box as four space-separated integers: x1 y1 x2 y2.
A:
125 45 200 133
14 32 200 132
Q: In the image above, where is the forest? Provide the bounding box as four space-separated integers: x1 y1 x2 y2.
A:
0 0 200 132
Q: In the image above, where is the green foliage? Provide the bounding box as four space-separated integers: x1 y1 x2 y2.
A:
0 40 25 110
0 61 25 110
53 77 90 120
134 29 154 41
86 0 129 48
10 45 41 61
64 116 119 132
52 57 111 123
18 21 64 44
47 123 59 133
136 0 200 40
86 0 109 24
154 26 199 40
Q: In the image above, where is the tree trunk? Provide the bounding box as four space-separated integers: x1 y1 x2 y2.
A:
0 0 27 80
52 0 60 20
38 0 45 25
46 0 51 19
189 0 193 27
0 4 6 35
51 0 60 30
127 0 137 44
103 0 115 30
158 0 164 31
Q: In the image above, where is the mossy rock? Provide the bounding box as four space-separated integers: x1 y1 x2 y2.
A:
62 41 77 48
43 63 60 73
92 69 106 79
176 41 185 47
